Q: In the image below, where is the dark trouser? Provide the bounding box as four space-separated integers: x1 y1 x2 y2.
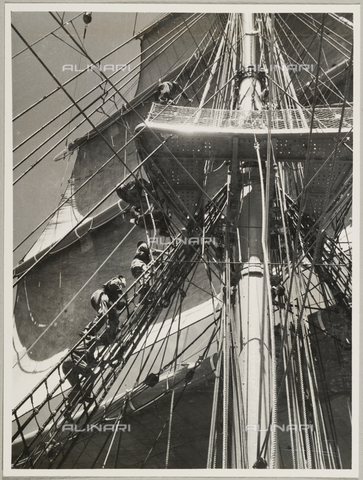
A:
130 263 147 280
131 261 150 301
62 360 95 407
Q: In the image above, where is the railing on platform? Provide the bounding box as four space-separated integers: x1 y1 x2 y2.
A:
146 103 353 131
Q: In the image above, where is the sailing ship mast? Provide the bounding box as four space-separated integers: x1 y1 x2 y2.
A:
234 12 275 468
11 11 353 470
197 12 278 467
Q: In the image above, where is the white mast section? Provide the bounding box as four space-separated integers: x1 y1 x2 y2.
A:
234 12 274 468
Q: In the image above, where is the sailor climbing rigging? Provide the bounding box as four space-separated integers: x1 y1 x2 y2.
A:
130 241 163 301
130 242 158 278
270 274 285 307
61 332 100 414
90 275 127 343
116 178 151 209
155 80 191 105
130 206 171 236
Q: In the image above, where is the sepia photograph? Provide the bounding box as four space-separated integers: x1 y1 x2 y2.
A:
6 3 357 474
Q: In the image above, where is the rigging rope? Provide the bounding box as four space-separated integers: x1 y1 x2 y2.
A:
13 222 137 368
271 16 329 107
47 13 229 222
13 13 206 178
254 137 278 467
165 388 176 468
13 137 167 285
12 11 352 469
206 347 222 468
12 13 83 59
300 13 351 57
275 16 350 106
13 12 202 126
13 184 227 468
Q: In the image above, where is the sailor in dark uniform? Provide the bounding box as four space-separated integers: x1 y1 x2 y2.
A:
62 315 123 417
130 242 153 279
130 241 162 301
270 274 285 307
156 80 191 105
90 275 127 343
130 206 171 236
62 332 100 410
116 178 151 209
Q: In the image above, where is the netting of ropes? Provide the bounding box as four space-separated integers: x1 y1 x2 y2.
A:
11 11 352 469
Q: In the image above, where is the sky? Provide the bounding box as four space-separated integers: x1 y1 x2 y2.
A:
11 10 161 265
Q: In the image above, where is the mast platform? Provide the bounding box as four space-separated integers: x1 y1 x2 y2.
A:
135 103 352 218
136 103 353 160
